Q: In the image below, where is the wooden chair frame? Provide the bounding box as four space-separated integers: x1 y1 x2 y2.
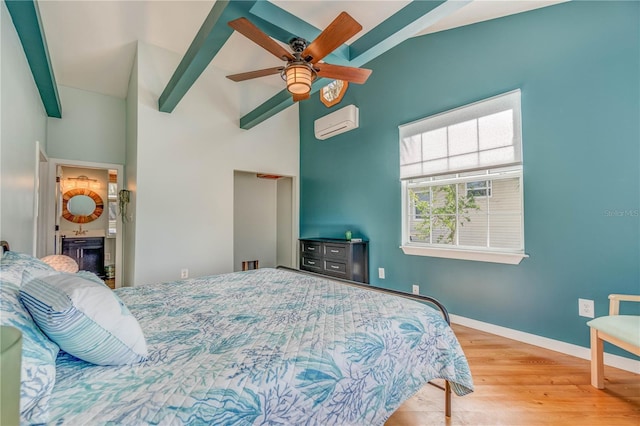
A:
590 294 640 388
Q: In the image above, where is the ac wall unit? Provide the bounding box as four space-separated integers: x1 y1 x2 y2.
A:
314 105 359 140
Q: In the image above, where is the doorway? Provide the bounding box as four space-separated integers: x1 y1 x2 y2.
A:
44 158 124 288
233 171 296 272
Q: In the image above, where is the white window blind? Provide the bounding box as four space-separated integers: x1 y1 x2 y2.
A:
399 90 522 179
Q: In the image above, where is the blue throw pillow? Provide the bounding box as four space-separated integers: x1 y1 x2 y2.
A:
20 271 148 366
1 252 59 424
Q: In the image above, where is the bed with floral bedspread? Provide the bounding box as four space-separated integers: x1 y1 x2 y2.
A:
36 267 473 424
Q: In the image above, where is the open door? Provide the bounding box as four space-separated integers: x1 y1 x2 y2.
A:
45 159 125 288
233 172 295 271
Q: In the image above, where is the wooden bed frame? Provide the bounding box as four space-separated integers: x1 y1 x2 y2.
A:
277 265 454 417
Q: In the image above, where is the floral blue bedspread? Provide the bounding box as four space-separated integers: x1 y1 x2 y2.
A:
48 268 473 425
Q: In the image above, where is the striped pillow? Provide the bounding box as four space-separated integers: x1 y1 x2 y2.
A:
20 271 148 366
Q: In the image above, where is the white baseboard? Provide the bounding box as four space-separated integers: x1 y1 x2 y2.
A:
450 314 640 374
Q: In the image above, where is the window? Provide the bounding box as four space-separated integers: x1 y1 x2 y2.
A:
320 80 348 107
399 90 526 264
411 190 431 218
466 180 492 198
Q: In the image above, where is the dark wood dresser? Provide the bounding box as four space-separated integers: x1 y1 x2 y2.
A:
299 238 369 284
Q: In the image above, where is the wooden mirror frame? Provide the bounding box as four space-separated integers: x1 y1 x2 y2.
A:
320 80 349 107
62 188 104 223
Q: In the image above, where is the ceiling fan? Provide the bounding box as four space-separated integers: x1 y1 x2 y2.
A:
226 12 372 102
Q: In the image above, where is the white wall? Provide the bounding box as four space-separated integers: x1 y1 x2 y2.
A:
47 85 126 165
233 172 277 271
1 2 48 253
131 41 300 285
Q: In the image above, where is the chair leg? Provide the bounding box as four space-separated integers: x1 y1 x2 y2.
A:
445 380 451 418
590 327 604 389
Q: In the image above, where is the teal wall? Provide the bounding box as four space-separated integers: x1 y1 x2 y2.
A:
299 1 639 355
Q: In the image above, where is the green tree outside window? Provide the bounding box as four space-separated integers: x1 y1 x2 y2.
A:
410 184 480 244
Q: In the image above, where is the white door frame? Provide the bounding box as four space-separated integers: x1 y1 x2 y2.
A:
232 170 299 271
33 141 49 257
45 158 125 288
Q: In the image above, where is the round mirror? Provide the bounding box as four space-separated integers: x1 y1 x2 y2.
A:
62 189 104 223
68 195 96 216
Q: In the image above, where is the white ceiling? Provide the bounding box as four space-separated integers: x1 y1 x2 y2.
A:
36 0 565 101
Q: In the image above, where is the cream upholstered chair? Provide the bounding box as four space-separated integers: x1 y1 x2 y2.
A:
587 294 640 388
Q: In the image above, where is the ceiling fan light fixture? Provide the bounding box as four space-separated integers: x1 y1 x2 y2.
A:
285 64 314 95
228 13 370 101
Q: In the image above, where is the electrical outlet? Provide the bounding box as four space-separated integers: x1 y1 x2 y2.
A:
181 268 189 279
378 268 385 279
412 284 419 295
578 298 594 318
105 252 111 261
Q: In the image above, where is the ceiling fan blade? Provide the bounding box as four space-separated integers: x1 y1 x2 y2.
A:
315 63 372 84
302 12 362 64
226 67 284 82
228 18 294 61
293 93 310 102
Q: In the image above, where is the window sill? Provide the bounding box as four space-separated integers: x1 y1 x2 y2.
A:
400 245 528 265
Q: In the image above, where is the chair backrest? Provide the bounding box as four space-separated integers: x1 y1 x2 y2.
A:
608 294 640 315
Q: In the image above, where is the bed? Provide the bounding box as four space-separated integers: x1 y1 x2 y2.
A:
1 244 473 425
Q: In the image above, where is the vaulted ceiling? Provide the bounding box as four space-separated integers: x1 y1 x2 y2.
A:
9 0 565 128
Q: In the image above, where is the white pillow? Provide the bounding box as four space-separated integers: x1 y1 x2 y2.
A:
40 255 79 273
20 271 148 366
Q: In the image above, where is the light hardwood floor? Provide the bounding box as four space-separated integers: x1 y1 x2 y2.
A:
386 324 640 425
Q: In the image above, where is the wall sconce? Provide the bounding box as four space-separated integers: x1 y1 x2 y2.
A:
64 175 100 191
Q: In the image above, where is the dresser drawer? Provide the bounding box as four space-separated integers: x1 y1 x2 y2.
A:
301 256 322 270
324 244 347 260
62 237 103 248
301 241 322 256
324 260 347 275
